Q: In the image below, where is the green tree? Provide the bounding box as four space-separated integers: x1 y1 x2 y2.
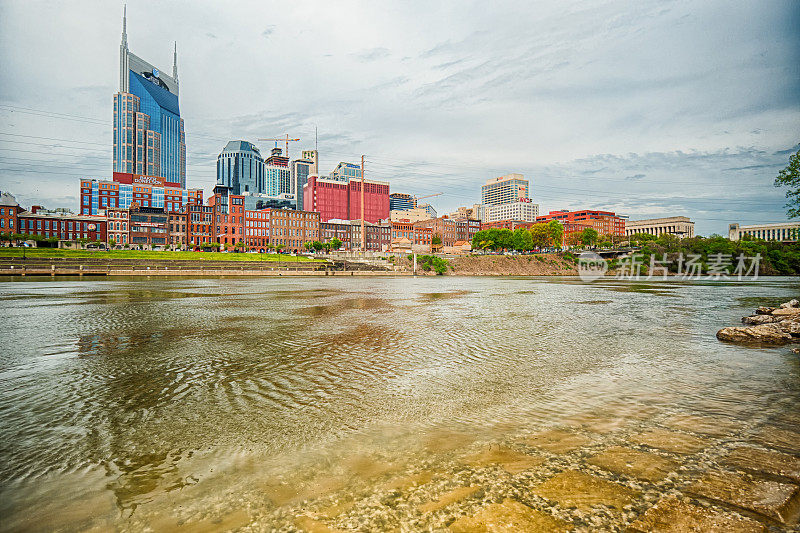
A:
418 254 449 275
497 228 514 250
330 238 342 250
774 146 800 218
304 241 314 252
432 234 442 247
108 238 116 247
471 230 494 252
512 228 528 251
312 240 323 251
628 232 657 246
547 220 564 249
580 227 599 247
521 228 534 251
529 224 550 249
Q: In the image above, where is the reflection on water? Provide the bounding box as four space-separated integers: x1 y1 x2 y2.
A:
0 276 798 530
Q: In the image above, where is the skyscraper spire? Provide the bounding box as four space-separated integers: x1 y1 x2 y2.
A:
119 4 129 92
173 41 178 82
121 4 127 48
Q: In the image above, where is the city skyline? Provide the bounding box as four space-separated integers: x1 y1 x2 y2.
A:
0 1 799 235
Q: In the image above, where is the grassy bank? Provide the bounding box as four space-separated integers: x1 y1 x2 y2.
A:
0 248 322 262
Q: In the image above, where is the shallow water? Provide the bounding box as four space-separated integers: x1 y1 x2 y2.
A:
1 276 798 531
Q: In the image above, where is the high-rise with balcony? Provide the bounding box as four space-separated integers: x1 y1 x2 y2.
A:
481 174 529 206
114 7 186 187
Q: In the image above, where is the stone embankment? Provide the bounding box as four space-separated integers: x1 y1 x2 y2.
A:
717 299 800 350
0 256 396 276
448 254 578 276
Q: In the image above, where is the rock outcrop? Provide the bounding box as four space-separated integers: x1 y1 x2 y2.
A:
717 299 800 346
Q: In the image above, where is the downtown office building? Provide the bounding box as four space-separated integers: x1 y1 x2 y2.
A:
113 7 186 187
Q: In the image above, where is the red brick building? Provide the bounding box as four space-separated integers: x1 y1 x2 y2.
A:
303 175 389 223
415 216 481 247
187 205 215 247
320 220 352 249
243 208 320 252
209 191 245 249
16 206 107 242
536 210 626 236
106 207 129 246
0 192 24 234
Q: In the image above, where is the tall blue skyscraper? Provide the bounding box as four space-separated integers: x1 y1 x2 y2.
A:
114 6 186 186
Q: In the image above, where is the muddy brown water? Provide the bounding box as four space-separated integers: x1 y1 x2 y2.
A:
1 276 798 531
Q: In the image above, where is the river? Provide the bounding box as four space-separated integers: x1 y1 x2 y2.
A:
1 276 798 531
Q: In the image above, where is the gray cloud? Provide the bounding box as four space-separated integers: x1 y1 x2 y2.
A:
0 0 797 236
353 47 390 62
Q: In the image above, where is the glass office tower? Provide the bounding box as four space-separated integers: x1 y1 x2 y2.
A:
113 7 186 186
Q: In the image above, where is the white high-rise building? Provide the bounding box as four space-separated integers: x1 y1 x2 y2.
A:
483 201 539 223
481 174 529 206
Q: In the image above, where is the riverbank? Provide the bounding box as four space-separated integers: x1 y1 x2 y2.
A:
448 254 578 276
0 247 321 262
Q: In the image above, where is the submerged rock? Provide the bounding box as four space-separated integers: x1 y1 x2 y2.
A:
628 497 766 533
755 306 775 315
532 470 639 512
688 471 799 524
450 499 570 533
586 446 680 483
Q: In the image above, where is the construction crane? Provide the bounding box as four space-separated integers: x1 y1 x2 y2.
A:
414 192 442 206
257 134 300 159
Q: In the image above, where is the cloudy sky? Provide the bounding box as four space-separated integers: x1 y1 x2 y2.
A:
0 0 798 235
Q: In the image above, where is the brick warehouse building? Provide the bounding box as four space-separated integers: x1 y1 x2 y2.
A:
187 204 215 247
320 220 353 249
128 205 169 247
318 219 392 251
303 175 389 223
244 208 320 251
15 205 107 242
209 189 245 249
106 207 129 245
416 216 481 247
0 192 24 234
536 209 626 236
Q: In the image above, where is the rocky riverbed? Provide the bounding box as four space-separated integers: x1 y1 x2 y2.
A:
717 299 800 350
111 404 800 532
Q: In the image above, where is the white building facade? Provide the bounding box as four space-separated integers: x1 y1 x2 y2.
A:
483 201 540 224
729 222 799 242
625 216 695 238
